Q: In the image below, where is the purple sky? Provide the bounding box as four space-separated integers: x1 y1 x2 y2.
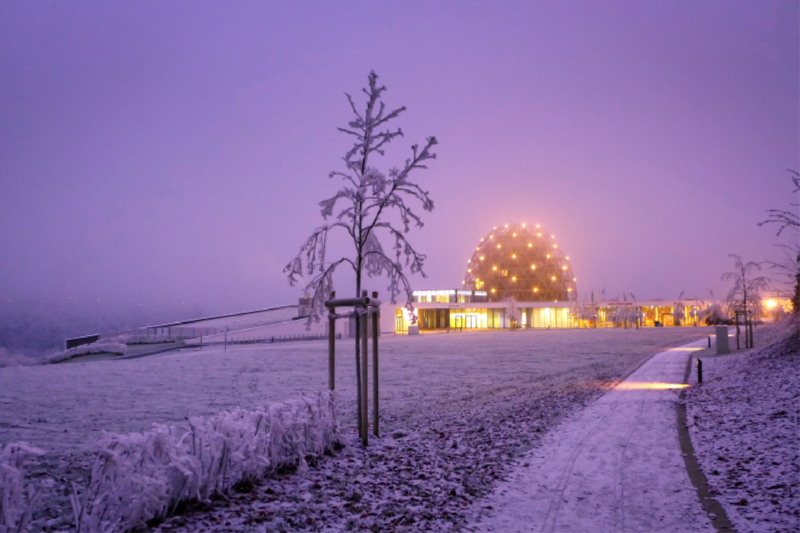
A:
1 1 798 320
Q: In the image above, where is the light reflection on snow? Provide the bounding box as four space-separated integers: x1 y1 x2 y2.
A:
616 382 690 390
669 347 704 351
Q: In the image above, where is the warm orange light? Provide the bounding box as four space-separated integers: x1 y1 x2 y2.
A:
528 243 532 247
467 269 472 273
766 299 777 308
552 276 556 281
480 256 484 260
562 266 567 270
546 254 551 258
491 288 496 293
480 238 484 242
536 224 540 228
534 288 539 292
497 244 501 248
573 277 576 281
531 265 536 270
505 224 508 228
512 254 516 259
566 256 569 259
537 233 542 237
512 276 517 281
671 347 704 352
476 247 480 250
522 223 526 227
553 244 557 248
568 288 572 292
616 382 690 390
493 266 497 270
512 233 516 237
490 235 494 239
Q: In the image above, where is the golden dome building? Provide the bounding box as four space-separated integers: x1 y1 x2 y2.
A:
464 223 576 302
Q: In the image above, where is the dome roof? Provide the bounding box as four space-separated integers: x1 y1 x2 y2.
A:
464 223 577 302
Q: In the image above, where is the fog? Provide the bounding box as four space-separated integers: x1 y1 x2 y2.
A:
1 1 797 354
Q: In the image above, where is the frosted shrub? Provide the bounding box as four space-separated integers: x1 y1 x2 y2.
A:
0 442 46 533
72 392 339 533
0 349 31 368
46 342 127 364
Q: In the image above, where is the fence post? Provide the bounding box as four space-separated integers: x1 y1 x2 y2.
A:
372 292 379 437
360 307 369 446
328 292 336 391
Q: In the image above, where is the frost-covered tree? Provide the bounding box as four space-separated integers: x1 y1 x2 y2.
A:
284 71 437 321
722 255 769 319
759 170 800 314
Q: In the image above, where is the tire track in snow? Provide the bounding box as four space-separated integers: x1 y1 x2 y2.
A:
541 392 624 533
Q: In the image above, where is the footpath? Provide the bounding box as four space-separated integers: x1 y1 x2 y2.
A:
472 338 717 533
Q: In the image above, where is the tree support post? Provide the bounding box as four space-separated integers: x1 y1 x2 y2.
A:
328 292 336 391
360 308 369 446
372 294 380 437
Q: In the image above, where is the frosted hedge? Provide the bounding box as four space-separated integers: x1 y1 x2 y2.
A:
0 442 46 533
71 391 339 533
46 342 128 364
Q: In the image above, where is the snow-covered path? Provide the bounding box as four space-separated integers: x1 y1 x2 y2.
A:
473 339 714 533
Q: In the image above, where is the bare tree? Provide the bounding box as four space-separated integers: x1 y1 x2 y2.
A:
759 170 800 314
673 290 686 327
722 256 769 314
284 71 438 321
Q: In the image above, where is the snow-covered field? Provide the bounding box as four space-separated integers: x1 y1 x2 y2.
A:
1 327 713 531
0 328 708 530
686 325 799 533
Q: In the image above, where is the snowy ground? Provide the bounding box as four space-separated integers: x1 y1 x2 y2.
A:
469 338 714 533
685 324 799 533
0 327 712 531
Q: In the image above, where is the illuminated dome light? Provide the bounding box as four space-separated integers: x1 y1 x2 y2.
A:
464 222 577 303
